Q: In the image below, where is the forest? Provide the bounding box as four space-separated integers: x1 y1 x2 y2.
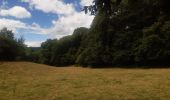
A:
0 0 170 67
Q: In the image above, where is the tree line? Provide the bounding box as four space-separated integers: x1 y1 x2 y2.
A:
40 0 170 67
1 0 170 68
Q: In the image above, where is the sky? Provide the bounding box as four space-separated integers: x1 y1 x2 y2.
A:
0 0 94 47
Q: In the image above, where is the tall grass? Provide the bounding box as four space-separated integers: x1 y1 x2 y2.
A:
0 62 170 100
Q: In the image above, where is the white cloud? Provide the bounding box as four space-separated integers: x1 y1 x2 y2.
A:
21 0 94 38
0 18 46 47
47 12 94 38
80 0 93 6
0 6 31 19
0 18 26 32
22 0 75 15
0 18 45 35
0 0 95 46
25 41 44 47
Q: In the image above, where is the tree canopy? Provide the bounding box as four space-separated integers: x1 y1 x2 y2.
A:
40 0 170 67
0 28 26 61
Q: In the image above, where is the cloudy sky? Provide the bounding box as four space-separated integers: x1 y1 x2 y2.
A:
0 0 94 47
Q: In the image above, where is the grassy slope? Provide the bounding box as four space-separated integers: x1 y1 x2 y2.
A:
0 62 170 100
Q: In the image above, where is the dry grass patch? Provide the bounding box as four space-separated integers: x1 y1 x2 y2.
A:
0 62 170 100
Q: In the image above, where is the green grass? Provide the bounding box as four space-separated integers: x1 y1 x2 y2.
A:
1 62 170 100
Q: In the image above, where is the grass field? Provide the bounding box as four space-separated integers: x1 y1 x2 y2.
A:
0 62 170 100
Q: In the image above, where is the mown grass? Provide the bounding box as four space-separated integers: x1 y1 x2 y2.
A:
0 62 170 100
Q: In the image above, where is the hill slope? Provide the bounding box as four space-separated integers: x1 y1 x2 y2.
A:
0 62 170 100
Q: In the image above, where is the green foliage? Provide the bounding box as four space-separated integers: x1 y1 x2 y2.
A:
0 37 18 60
41 39 56 64
40 27 88 66
135 35 164 64
0 28 26 61
78 0 170 67
0 28 14 40
25 47 41 63
39 0 170 67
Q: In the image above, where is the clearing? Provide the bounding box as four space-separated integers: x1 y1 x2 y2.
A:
0 62 170 100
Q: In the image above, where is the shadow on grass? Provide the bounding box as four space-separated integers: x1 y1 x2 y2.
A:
86 64 170 69
74 63 170 69
1 61 170 69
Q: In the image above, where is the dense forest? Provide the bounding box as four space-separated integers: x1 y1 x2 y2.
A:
1 0 170 67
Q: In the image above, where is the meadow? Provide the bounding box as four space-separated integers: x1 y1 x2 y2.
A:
0 62 170 100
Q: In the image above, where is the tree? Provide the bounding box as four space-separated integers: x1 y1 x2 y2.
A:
39 0 170 67
83 0 122 15
0 37 19 60
40 27 88 66
41 39 57 64
0 27 14 39
78 0 170 67
0 28 26 61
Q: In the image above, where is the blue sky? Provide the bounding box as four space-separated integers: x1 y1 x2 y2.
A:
0 0 94 47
